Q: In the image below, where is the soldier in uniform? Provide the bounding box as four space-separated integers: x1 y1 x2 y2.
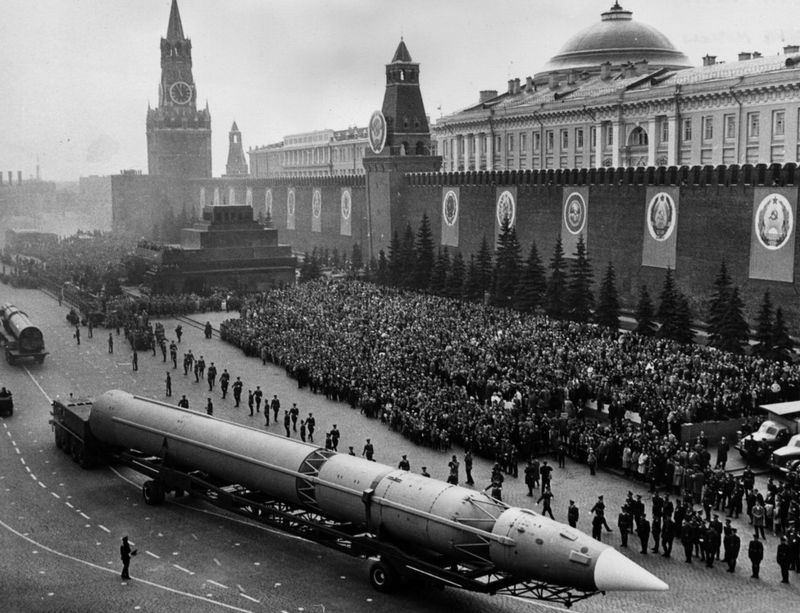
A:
330 424 340 451
232 377 243 407
219 369 230 399
681 519 695 563
306 413 316 442
447 455 460 485
271 395 281 423
283 410 291 436
637 516 651 554
169 341 178 369
537 487 555 519
661 516 675 558
464 450 474 486
749 533 764 578
206 362 217 391
567 500 579 528
524 460 538 496
617 505 632 547
165 372 171 397
421 466 431 478
254 386 263 413
778 535 792 583
290 403 300 431
398 455 410 471
247 390 254 415
177 395 189 409
362 438 375 461
724 527 740 572
120 536 136 580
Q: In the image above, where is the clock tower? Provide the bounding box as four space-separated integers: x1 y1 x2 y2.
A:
146 0 212 178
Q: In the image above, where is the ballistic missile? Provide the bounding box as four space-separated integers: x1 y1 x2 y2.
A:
89 390 667 593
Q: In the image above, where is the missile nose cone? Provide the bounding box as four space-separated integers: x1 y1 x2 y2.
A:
593 548 668 592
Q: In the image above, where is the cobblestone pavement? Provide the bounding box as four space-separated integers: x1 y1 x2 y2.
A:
1 287 797 613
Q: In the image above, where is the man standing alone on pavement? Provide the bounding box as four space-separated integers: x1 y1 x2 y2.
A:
120 536 136 580
749 533 764 578
567 500 579 528
165 372 171 397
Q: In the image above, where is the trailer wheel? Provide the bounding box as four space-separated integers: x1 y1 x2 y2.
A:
143 480 166 505
369 560 398 593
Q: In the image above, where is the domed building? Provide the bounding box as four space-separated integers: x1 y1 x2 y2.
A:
433 2 800 171
536 2 691 82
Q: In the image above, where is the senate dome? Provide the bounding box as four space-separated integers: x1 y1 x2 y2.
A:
537 3 692 79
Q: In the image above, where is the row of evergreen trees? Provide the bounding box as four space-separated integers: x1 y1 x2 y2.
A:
366 213 794 356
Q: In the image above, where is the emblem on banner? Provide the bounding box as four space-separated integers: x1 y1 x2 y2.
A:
647 192 676 241
368 110 387 155
265 189 273 219
312 189 322 219
443 190 458 227
564 192 586 235
341 190 351 220
287 189 295 216
756 193 793 250
496 190 516 227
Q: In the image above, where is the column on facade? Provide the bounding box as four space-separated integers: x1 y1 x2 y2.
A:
463 133 471 171
667 116 678 166
487 132 494 171
786 110 799 164
594 122 603 169
647 118 657 167
611 120 621 167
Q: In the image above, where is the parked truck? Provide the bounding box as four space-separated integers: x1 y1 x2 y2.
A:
737 401 800 463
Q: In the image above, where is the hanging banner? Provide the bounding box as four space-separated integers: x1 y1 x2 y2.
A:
495 187 517 245
642 187 679 269
441 187 459 247
340 188 352 236
265 188 273 223
748 187 797 282
312 189 322 233
561 187 589 258
287 188 296 230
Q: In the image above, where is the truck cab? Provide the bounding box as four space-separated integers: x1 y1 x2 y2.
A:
770 434 800 474
737 401 800 464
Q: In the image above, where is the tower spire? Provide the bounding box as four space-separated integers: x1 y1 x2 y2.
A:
166 0 185 41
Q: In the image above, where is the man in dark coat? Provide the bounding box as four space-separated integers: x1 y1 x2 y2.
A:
705 524 720 568
637 516 651 554
749 533 764 578
567 500 579 528
724 527 740 573
661 516 675 558
681 520 695 563
617 506 632 548
777 536 792 583
120 536 137 580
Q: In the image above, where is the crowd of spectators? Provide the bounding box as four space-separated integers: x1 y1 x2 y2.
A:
220 279 800 475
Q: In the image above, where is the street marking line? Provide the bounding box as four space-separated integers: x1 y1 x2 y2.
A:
38 482 46 489
65 502 74 509
98 525 111 533
29 473 37 480
240 594 259 604
0 518 253 613
16 448 21 455
25 466 31 473
50 492 60 499
23 367 52 404
236 584 245 593
173 564 195 575
20 457 25 464
207 580 228 589
145 551 160 559
79 512 90 520
213 558 221 566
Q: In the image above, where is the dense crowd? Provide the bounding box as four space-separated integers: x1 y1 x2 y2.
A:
219 279 800 470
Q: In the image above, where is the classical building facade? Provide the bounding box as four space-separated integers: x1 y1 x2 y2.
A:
433 3 800 172
146 0 212 178
248 127 369 179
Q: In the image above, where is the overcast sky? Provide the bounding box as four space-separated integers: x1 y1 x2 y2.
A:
2 0 798 181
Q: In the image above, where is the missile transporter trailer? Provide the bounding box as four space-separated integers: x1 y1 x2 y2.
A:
0 303 48 365
50 390 666 607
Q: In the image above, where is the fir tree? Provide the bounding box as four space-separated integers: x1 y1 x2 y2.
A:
545 236 569 320
475 236 493 301
351 243 363 273
399 223 416 288
566 235 594 322
430 247 450 295
772 307 795 361
716 286 749 353
491 216 523 307
376 249 389 285
656 268 679 339
595 261 621 329
414 213 435 290
635 285 656 336
447 252 466 299
464 255 482 302
514 241 547 312
707 261 733 348
753 291 774 358
387 231 401 286
672 292 695 344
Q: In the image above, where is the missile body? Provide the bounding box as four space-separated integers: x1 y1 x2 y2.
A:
89 390 667 593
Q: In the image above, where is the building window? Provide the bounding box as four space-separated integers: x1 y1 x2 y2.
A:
748 112 760 139
629 127 648 146
590 126 597 149
508 134 514 153
576 128 584 151
683 118 692 142
605 124 613 146
443 141 448 156
546 130 554 152
561 129 568 150
773 110 785 137
660 119 669 144
520 133 527 153
703 116 713 141
724 114 736 140
495 135 502 152
533 132 541 153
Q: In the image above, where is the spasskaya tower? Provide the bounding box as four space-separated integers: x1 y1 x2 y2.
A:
146 0 212 178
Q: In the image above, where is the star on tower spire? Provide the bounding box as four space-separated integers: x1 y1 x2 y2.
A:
166 0 185 41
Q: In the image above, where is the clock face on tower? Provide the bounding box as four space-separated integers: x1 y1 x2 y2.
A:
169 81 192 105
